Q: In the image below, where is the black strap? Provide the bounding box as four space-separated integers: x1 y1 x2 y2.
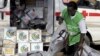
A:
59 30 69 47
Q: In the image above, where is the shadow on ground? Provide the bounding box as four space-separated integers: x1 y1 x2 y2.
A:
91 43 100 50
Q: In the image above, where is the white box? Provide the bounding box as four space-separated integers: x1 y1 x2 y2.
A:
29 29 42 42
4 27 17 43
3 40 16 47
17 30 29 43
2 47 15 56
18 43 30 53
31 42 43 51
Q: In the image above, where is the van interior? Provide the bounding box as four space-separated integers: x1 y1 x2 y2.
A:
11 0 54 31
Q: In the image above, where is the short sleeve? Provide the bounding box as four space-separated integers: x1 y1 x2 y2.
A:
78 19 87 33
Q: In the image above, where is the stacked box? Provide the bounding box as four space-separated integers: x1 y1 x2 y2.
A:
17 29 43 53
17 30 29 53
29 29 43 51
3 27 17 56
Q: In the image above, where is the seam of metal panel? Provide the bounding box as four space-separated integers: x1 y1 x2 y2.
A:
53 0 55 34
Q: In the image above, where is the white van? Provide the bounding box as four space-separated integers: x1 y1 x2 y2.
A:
55 0 100 45
0 0 10 27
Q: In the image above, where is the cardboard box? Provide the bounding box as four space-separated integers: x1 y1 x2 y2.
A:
3 40 16 48
31 42 43 51
18 43 30 53
17 30 29 43
2 48 15 56
29 29 42 42
4 27 17 43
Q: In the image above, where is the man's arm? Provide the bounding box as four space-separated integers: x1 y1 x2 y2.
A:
78 33 85 50
78 19 87 50
56 16 63 24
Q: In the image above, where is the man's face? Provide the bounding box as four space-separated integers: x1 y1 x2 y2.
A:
67 7 76 16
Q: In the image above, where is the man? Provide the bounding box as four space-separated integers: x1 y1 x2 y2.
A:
61 1 87 56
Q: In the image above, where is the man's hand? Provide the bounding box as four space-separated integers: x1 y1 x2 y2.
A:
78 33 85 51
78 42 83 51
56 16 63 24
78 43 84 56
77 33 85 56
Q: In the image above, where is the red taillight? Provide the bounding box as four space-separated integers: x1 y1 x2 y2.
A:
55 12 61 16
5 11 10 15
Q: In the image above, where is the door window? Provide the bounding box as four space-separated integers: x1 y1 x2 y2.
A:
78 0 100 9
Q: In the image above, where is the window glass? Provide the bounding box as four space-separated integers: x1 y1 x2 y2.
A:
62 0 100 9
10 0 47 29
78 0 100 9
10 0 55 36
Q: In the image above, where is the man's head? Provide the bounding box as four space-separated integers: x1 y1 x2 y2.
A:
67 1 78 16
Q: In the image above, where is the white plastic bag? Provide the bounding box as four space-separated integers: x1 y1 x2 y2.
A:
76 43 100 56
47 22 68 56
